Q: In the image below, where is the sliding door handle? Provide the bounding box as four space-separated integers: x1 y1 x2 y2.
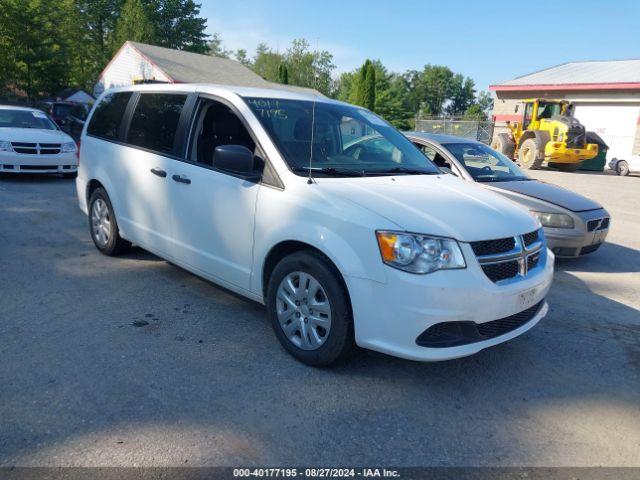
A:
150 168 167 178
172 174 191 185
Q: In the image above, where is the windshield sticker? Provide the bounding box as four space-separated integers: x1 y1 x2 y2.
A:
358 109 387 126
32 111 47 119
247 98 288 120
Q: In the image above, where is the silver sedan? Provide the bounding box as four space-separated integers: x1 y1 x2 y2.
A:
405 132 610 258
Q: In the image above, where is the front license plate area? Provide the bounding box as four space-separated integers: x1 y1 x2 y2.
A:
518 286 539 310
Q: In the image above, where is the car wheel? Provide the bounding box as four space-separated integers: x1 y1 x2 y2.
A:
616 160 629 176
266 251 355 367
88 187 131 256
517 138 544 170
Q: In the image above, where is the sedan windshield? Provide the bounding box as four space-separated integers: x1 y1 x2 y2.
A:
443 142 531 182
244 97 439 177
0 109 58 130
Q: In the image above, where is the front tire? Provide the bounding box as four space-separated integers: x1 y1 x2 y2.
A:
88 187 131 256
491 133 515 159
518 138 544 170
616 160 630 176
266 251 355 367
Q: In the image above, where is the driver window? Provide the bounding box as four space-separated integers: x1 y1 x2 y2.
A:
190 98 256 167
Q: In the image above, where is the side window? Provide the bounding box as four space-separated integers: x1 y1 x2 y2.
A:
127 93 188 154
189 98 256 167
87 92 132 140
416 142 437 161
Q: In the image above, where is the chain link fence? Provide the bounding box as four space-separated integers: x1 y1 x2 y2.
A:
414 118 495 144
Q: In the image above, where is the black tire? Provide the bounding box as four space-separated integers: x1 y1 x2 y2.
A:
550 162 582 172
88 187 131 256
266 250 355 367
63 172 78 179
616 160 629 176
491 133 515 159
517 138 544 170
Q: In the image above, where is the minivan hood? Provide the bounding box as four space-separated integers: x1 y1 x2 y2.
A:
0 128 72 144
316 175 538 242
486 180 602 212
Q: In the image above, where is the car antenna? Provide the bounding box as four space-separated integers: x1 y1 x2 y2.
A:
307 92 317 185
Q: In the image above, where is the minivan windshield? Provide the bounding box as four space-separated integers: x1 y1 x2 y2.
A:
244 97 439 177
0 109 58 130
443 142 531 182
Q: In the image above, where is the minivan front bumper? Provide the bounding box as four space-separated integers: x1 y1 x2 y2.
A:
346 244 554 361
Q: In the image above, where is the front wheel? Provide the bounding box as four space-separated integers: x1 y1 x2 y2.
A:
616 160 630 176
88 187 131 256
266 251 355 367
517 138 544 170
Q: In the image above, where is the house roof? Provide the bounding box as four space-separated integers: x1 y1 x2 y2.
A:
490 59 640 92
124 42 321 96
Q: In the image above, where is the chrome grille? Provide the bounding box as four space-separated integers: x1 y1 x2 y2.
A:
473 229 545 284
11 142 61 155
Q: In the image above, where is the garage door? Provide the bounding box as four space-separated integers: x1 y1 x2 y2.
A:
573 103 640 161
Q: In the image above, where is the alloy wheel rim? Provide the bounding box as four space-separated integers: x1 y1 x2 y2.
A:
91 199 111 247
276 271 332 350
522 147 533 167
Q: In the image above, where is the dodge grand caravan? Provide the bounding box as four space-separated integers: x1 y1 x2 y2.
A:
76 84 554 366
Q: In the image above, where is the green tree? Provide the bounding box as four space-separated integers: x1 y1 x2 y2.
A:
463 103 485 120
278 63 289 84
477 90 494 116
354 59 372 106
363 63 376 111
252 43 284 82
446 74 476 116
148 0 209 53
207 32 231 58
0 0 76 98
109 0 155 55
235 49 251 67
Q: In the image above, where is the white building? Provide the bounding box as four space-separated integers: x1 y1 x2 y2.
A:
95 41 319 97
491 60 640 163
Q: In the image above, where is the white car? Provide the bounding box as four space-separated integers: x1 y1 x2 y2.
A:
0 105 78 177
76 84 554 366
609 156 640 176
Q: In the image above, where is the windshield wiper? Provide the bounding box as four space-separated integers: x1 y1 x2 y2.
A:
293 166 365 177
367 167 438 176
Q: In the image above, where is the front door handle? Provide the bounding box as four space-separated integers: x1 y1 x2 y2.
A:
172 174 191 185
150 167 167 178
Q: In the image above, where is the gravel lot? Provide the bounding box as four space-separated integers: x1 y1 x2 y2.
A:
1 169 639 467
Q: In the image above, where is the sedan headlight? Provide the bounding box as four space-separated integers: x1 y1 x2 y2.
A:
61 142 77 153
0 140 12 152
376 231 466 274
531 211 575 229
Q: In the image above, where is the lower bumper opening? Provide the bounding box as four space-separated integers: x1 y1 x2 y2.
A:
415 300 544 348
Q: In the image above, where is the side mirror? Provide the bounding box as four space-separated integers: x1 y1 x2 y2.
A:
213 145 259 178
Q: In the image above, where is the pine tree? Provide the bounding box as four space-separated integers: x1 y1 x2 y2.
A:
355 59 372 106
109 0 156 54
363 63 376 111
278 63 289 85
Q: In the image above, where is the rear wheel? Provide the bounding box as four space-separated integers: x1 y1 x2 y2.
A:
615 160 630 176
517 138 544 170
491 133 515 159
88 187 131 256
550 162 582 172
266 251 355 367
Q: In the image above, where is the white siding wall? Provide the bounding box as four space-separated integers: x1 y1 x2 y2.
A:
94 44 171 96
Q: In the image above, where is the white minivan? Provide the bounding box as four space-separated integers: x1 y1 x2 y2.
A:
76 84 554 366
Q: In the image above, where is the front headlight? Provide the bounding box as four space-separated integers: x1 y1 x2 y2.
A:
531 211 575 229
0 140 13 152
61 142 77 153
376 231 466 274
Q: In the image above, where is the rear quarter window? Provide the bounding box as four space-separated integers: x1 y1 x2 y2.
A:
87 92 133 140
126 93 188 154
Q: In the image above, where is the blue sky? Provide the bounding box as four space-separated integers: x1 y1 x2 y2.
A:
201 0 640 91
